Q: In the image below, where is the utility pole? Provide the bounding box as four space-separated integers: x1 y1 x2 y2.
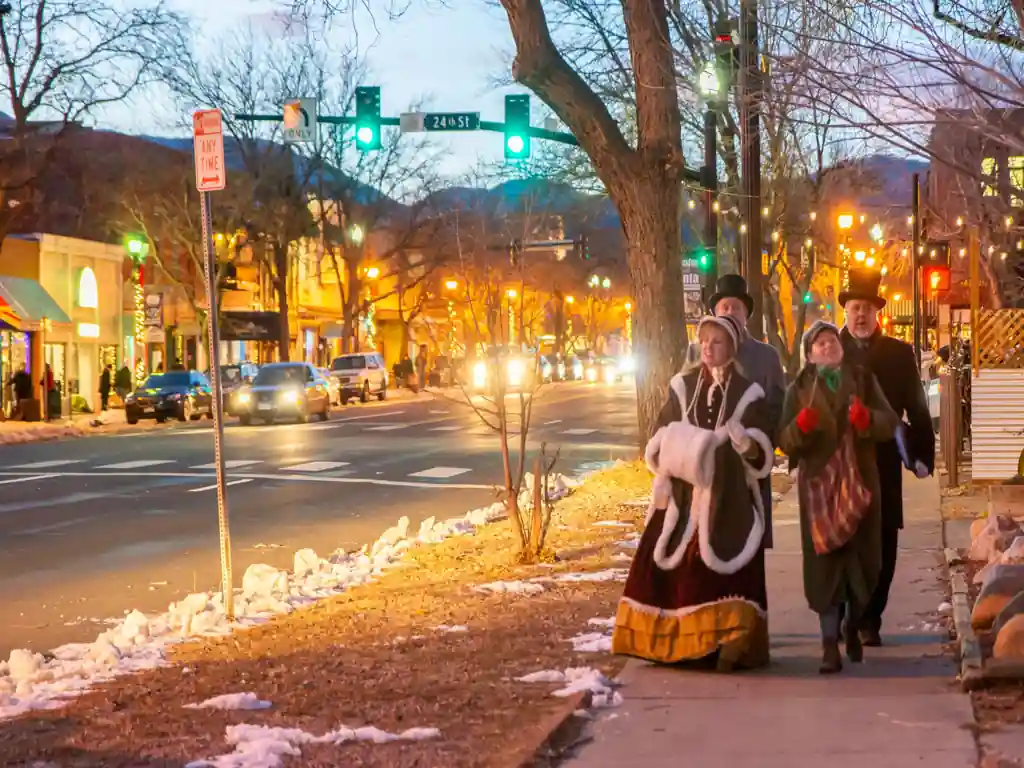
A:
739 0 764 337
703 107 718 288
912 173 922 369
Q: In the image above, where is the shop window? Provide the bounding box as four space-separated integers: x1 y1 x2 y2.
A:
982 157 998 197
77 267 98 309
1011 156 1024 207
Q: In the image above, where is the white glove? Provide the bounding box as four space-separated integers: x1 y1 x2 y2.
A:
914 460 930 479
728 420 752 454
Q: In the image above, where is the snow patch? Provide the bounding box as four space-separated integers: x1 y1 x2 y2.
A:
0 475 587 722
516 666 623 708
593 521 632 528
554 569 628 583
184 692 272 711
185 723 440 768
434 625 469 633
473 581 546 595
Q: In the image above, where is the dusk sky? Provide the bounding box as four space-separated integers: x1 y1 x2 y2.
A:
100 0 523 177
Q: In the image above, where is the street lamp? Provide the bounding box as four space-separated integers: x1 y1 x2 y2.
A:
870 223 883 242
601 277 611 289
624 301 632 311
837 213 854 230
589 275 599 287
445 279 458 291
364 266 380 280
507 288 517 298
349 224 364 244
565 295 575 304
698 61 721 99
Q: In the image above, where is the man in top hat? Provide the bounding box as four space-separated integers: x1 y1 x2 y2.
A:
839 268 934 647
686 274 786 546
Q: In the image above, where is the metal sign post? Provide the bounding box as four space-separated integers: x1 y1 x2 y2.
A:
193 109 233 619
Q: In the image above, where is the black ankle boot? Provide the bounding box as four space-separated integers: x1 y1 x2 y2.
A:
859 627 882 647
820 640 842 674
845 624 864 662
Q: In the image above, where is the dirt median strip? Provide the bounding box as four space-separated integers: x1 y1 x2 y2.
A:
0 462 649 768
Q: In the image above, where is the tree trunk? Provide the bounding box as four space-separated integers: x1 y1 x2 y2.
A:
613 175 688 443
272 242 290 362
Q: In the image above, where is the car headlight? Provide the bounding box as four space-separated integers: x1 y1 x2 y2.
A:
277 388 301 404
507 358 524 386
164 392 183 401
473 362 487 388
236 391 251 405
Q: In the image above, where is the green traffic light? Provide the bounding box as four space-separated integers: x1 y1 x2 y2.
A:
506 135 525 155
697 252 711 271
357 126 375 145
802 292 812 304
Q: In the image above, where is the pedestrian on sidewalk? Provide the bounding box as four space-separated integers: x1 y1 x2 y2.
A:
115 363 132 405
99 364 112 412
839 269 934 647
778 320 898 674
685 274 786 547
613 314 774 672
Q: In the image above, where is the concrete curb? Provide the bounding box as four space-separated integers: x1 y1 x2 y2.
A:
944 545 985 691
499 690 587 768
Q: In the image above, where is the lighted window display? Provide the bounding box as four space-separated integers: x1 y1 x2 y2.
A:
1011 156 1024 208
77 268 98 309
77 323 100 338
982 157 998 197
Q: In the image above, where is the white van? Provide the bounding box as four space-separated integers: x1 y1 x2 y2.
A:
329 352 388 404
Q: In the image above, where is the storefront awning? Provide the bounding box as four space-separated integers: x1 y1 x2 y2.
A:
0 276 71 330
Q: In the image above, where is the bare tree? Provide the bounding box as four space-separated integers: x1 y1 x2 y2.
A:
0 0 185 241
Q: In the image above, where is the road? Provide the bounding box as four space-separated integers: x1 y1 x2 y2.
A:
0 382 638 657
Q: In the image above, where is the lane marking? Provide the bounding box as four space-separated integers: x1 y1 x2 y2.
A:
0 473 58 485
364 423 409 432
544 420 562 425
190 460 262 470
7 460 84 469
562 428 598 436
95 459 176 469
409 466 472 479
0 470 492 490
12 514 101 536
279 461 350 472
429 426 462 432
189 478 254 493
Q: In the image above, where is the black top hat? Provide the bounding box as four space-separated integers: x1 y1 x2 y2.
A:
838 269 887 309
708 274 754 317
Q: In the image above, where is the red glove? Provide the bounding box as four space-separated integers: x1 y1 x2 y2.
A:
849 396 870 432
796 407 819 434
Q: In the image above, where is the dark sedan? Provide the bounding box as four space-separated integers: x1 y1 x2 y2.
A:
124 370 214 425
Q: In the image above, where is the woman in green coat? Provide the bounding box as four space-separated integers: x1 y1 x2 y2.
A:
778 321 898 674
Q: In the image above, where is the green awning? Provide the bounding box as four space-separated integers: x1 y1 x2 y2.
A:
0 276 71 327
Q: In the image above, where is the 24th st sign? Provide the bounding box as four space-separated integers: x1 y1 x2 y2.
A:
193 109 227 192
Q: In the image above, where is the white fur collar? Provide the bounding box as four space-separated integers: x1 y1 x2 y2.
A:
669 371 765 425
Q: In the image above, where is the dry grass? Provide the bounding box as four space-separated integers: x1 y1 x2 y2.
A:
0 463 652 768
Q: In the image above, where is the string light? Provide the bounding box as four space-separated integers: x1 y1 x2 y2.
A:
771 230 780 241
761 206 770 218
1001 252 1008 260
907 215 914 225
1006 215 1015 228
712 201 720 213
687 199 696 210
959 248 967 257
956 217 964 227
133 269 145 382
989 245 997 254
809 211 817 221
804 237 813 247
739 223 748 233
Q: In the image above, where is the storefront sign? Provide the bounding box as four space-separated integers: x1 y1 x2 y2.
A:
220 311 281 341
145 327 163 343
77 268 98 309
144 293 163 329
77 322 100 338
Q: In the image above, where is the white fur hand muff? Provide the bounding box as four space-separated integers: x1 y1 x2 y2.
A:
648 421 720 488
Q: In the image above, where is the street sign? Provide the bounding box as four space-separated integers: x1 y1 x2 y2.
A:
424 112 480 131
193 109 226 192
283 98 316 142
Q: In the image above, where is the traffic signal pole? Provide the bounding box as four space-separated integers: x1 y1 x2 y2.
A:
702 106 718 293
738 0 764 338
912 172 922 368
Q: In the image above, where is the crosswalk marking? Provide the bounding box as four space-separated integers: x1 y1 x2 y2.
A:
189 478 253 493
409 466 471 479
562 428 597 436
95 460 176 469
429 426 462 432
190 460 263 470
8 459 84 469
280 461 350 472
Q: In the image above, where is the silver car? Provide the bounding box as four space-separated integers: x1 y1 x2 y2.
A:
234 363 331 425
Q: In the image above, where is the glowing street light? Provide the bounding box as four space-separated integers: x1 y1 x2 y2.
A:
445 279 458 291
854 251 866 261
364 266 380 279
698 61 720 97
624 301 632 311
565 295 575 304
507 288 517 298
589 275 600 287
349 224 365 244
601 277 611 289
837 213 854 230
870 223 883 242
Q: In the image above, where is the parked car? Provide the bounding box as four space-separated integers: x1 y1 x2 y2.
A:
585 357 622 385
329 352 388 404
124 370 214 425
234 362 331 425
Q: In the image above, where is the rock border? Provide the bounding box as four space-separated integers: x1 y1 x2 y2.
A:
944 546 985 691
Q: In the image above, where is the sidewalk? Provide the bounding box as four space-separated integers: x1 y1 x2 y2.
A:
570 476 978 768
